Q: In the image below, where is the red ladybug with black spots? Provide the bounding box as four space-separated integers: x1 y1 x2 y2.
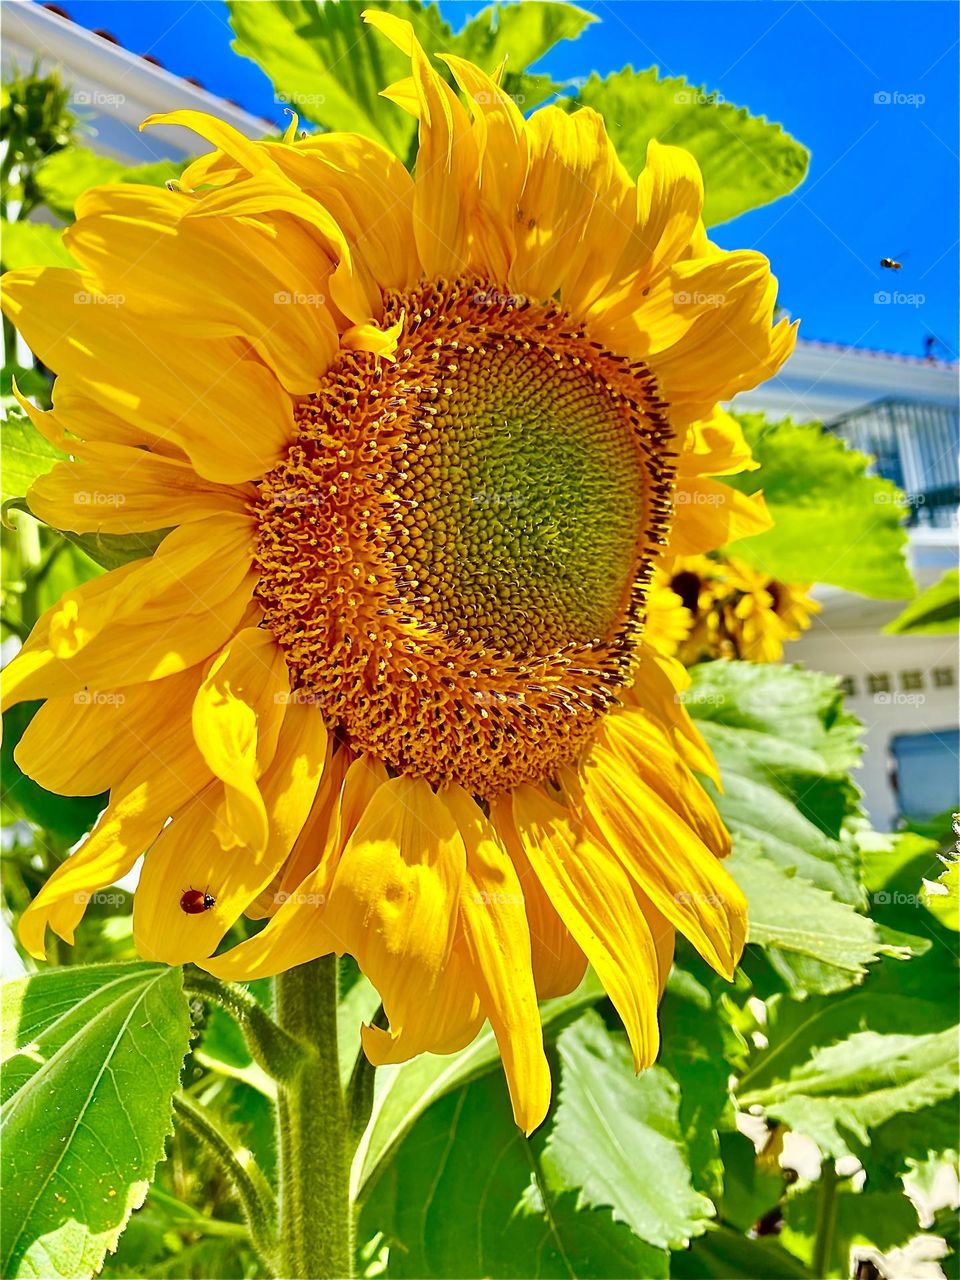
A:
180 887 216 914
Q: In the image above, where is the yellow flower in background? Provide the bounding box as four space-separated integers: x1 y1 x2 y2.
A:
1 12 797 1132
656 554 819 665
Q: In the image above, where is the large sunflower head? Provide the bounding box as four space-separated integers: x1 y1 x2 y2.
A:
2 13 796 1132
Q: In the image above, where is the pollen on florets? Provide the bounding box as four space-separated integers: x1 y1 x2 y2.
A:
253 278 676 797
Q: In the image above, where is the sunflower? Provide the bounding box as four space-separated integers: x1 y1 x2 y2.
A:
660 553 818 665
1 12 796 1133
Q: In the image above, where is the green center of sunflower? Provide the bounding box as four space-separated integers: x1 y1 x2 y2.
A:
385 333 647 655
254 279 675 797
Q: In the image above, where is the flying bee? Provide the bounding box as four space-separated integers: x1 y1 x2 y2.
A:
880 257 903 270
180 886 216 914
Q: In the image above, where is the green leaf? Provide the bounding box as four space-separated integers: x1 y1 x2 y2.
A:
658 960 746 1201
686 662 863 902
561 68 808 227
354 968 603 1197
737 992 959 1160
1 407 66 505
541 1012 714 1249
361 1059 669 1278
227 0 593 160
56 528 172 572
780 1182 920 1279
1 963 192 1279
715 1129 784 1235
725 416 914 599
923 854 959 931
1 220 77 270
730 838 904 996
672 1223 811 1279
35 147 186 221
227 0 453 154
885 569 960 635
442 2 596 113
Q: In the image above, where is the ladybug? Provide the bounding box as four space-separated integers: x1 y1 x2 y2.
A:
180 887 216 914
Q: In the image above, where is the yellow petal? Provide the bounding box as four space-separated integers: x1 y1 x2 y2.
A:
28 445 252 534
501 826 587 1000
361 941 483 1063
624 649 721 787
133 701 327 964
142 110 274 176
363 10 476 276
15 666 203 797
64 188 340 395
598 710 731 858
2 515 258 708
677 406 759 479
321 774 464 1036
206 753 388 980
1 267 295 482
438 53 528 281
501 786 661 1071
192 627 290 855
445 784 551 1134
266 133 419 291
19 680 212 958
574 747 747 979
670 480 772 555
509 106 634 310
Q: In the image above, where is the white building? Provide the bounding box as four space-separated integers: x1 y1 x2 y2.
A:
1 0 269 163
734 341 959 831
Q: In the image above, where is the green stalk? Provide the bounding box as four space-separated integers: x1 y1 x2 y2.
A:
274 957 353 1280
172 1092 277 1271
811 1158 839 1279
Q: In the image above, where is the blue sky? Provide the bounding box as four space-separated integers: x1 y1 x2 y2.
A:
57 0 959 358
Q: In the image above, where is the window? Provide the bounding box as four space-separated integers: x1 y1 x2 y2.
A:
890 730 960 820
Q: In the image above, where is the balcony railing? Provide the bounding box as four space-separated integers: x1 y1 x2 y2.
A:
826 398 959 527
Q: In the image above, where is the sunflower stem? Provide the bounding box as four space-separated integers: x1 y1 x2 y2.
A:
183 968 309 1083
812 1158 839 1279
172 1092 278 1271
274 957 353 1280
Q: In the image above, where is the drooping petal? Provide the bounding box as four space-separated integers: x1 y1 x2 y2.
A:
15 666 203 796
502 786 661 1071
313 775 465 1038
192 627 290 855
444 784 551 1134
133 700 327 963
573 745 746 980
18 673 212 958
597 710 731 858
205 753 388 979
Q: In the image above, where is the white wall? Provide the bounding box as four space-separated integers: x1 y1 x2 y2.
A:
790 619 958 830
735 342 958 830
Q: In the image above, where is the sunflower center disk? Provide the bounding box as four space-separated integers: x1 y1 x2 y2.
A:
254 280 675 797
